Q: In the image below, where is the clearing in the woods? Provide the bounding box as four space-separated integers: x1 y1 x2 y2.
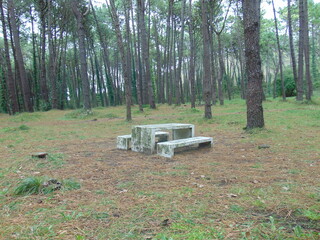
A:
0 97 319 239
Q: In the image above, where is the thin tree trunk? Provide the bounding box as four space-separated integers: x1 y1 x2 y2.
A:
108 0 131 121
71 0 91 111
0 0 19 114
48 0 58 109
137 0 155 109
297 0 305 101
303 0 312 100
124 0 133 107
176 0 186 105
272 0 285 100
7 0 33 112
201 0 212 119
287 0 298 87
90 0 115 106
130 0 143 111
217 34 225 105
188 0 196 108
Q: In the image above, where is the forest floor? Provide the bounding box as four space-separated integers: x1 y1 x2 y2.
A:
0 97 320 239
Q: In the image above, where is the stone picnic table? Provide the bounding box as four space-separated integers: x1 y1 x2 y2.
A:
131 123 195 154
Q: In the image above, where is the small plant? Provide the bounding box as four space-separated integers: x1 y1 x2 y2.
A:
14 177 80 196
64 109 94 119
1 125 30 133
62 179 81 191
230 204 244 213
18 124 30 131
14 177 44 195
103 113 119 119
303 209 320 221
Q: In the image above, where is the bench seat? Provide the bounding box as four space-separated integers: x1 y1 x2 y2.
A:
157 136 213 158
117 131 169 150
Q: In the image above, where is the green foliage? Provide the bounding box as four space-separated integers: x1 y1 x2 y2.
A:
102 113 119 119
13 177 80 196
14 177 44 195
61 179 81 191
1 124 30 133
38 100 51 112
64 109 94 119
302 209 320 221
9 112 42 122
276 68 296 97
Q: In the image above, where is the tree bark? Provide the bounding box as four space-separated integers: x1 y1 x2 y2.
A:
48 0 58 109
137 0 156 109
188 0 196 109
287 0 298 88
272 0 285 100
71 0 91 111
201 0 212 119
7 0 33 112
130 0 143 111
90 0 115 106
109 0 131 121
303 0 312 100
242 0 264 129
176 0 186 105
297 0 305 101
0 0 19 114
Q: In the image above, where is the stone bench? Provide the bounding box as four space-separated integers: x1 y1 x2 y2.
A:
117 131 169 150
157 136 213 158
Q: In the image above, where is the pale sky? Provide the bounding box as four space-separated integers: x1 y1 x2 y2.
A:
92 0 320 19
262 0 320 19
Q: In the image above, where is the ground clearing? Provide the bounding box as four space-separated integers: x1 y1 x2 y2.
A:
0 97 319 239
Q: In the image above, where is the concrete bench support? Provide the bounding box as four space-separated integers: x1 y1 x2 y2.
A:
117 131 169 150
157 137 213 158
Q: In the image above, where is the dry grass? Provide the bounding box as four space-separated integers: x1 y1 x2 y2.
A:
0 97 319 239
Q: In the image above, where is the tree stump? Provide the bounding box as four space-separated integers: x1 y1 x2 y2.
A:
32 152 48 158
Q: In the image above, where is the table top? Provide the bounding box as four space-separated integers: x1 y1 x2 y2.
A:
132 123 194 130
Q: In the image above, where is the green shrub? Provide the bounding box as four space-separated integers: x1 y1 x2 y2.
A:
276 68 296 97
39 100 51 111
18 124 30 131
14 177 44 195
14 177 81 196
64 109 94 119
62 179 81 191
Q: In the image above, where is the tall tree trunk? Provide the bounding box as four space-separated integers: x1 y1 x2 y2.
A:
297 0 305 101
30 6 39 110
71 0 91 111
201 0 212 119
153 18 162 104
176 0 186 105
130 0 143 111
303 0 312 100
137 0 156 109
0 0 19 114
109 0 131 121
287 0 298 87
38 0 50 106
217 34 225 105
7 0 33 112
242 0 264 129
188 0 196 109
124 0 133 107
48 0 58 109
90 0 115 106
272 0 285 100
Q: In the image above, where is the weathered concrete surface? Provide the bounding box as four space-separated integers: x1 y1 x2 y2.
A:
118 131 169 151
117 135 132 150
157 136 213 158
131 123 194 154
